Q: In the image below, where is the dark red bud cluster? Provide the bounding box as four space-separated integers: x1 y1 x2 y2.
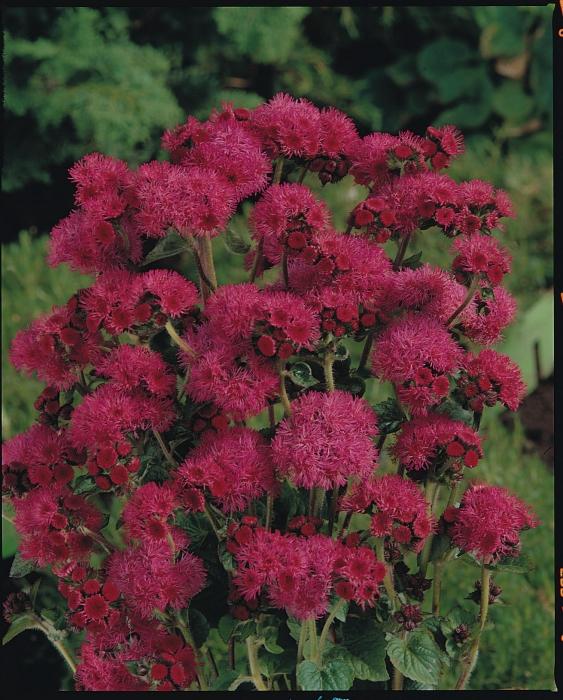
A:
394 603 423 631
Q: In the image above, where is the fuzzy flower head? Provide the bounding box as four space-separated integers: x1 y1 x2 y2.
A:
181 118 271 201
107 543 206 619
308 107 360 184
185 325 279 421
250 183 331 264
450 484 538 564
251 290 320 360
2 424 82 494
179 427 276 513
94 345 177 398
48 209 143 275
371 313 463 415
133 161 236 238
9 298 103 390
13 485 103 566
452 234 511 287
458 349 526 412
249 92 321 159
349 131 427 188
423 125 465 170
392 414 483 473
333 542 386 609
122 482 188 547
342 474 434 553
69 152 134 218
285 231 392 305
379 264 466 324
455 180 515 236
233 528 338 620
459 287 517 345
272 390 379 490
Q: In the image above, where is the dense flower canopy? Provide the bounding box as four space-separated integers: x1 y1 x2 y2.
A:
3 91 534 692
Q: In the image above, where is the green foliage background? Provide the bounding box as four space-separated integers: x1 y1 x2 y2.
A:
2 6 554 691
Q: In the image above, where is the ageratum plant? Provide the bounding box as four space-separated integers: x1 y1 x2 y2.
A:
3 94 538 692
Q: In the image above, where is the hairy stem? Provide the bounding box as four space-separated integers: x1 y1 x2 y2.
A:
246 636 267 691
278 367 292 416
265 493 274 530
455 564 491 690
317 599 345 662
375 538 398 609
249 238 264 283
273 157 284 185
323 350 336 392
298 163 309 184
358 332 373 372
393 233 411 270
432 560 444 615
281 244 289 288
446 276 479 327
152 428 177 468
419 480 440 577
164 320 196 358
392 663 404 691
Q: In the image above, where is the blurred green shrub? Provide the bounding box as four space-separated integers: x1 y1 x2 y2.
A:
3 7 182 191
4 6 552 192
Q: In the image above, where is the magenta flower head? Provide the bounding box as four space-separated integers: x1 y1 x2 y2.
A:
459 286 517 345
272 390 379 490
393 414 483 472
451 233 511 287
458 349 526 412
179 426 276 514
450 484 538 564
371 312 462 415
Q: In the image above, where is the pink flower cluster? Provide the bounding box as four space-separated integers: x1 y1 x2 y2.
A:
3 92 537 691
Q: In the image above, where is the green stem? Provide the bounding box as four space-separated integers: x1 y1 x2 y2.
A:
317 600 345 662
393 233 411 270
265 493 274 530
152 428 178 468
375 538 398 609
432 560 444 615
201 233 218 290
249 238 264 283
446 275 479 327
454 564 491 690
281 244 289 288
298 163 309 184
164 320 196 358
328 486 340 537
278 366 292 416
308 619 318 660
311 487 325 519
392 663 404 691
323 351 336 392
273 158 284 185
204 505 222 539
297 622 307 666
246 636 268 691
175 612 208 690
419 481 440 577
358 332 373 372
37 617 77 675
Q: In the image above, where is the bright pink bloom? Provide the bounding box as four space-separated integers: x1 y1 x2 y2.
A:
180 427 276 513
122 482 185 545
249 92 321 159
371 312 462 414
459 287 517 345
272 390 379 489
458 349 526 412
95 345 176 397
452 233 511 286
450 484 538 563
393 414 483 472
250 183 331 263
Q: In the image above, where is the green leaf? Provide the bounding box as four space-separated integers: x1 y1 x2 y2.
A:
386 629 447 686
492 81 534 123
188 608 210 647
490 553 535 574
288 362 319 388
436 399 473 425
336 374 366 397
218 614 237 643
334 343 350 361
3 614 40 645
428 533 453 563
2 515 18 559
211 670 240 690
297 652 355 691
224 227 251 255
417 39 474 85
342 617 389 682
141 230 187 266
286 616 302 643
401 251 423 270
72 474 97 495
373 397 405 434
10 552 36 578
